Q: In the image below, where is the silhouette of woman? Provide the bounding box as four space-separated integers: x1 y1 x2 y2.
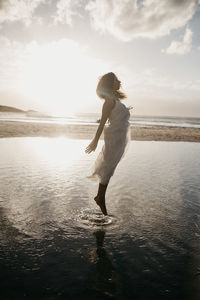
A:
85 72 131 215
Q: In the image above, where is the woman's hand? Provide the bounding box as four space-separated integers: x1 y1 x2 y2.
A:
85 139 98 154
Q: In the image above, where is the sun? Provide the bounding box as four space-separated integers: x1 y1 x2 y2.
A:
19 39 107 116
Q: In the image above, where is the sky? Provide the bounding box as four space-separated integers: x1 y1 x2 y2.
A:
0 0 200 117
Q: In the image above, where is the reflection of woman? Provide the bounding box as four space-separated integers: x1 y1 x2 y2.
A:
85 72 131 215
85 230 122 298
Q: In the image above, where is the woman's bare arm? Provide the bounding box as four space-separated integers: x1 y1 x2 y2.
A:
94 100 114 141
85 100 115 153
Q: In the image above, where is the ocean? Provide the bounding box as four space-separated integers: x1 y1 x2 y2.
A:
0 112 200 128
0 137 200 299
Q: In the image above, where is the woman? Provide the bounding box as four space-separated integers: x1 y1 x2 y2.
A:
85 72 131 215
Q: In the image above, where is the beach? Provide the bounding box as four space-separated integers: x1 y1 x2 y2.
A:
0 120 200 142
0 117 200 300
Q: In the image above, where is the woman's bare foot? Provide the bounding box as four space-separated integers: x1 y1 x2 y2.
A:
94 196 107 216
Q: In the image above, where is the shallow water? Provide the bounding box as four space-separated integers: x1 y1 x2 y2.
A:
0 138 200 299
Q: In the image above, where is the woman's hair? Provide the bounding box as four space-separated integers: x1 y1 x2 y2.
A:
96 72 126 100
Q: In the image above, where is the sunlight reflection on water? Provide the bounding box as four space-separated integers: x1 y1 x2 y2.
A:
0 138 200 239
0 138 200 299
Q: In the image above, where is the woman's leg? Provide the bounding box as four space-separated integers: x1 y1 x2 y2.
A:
94 183 108 215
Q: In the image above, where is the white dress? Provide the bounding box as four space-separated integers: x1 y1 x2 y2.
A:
88 99 131 184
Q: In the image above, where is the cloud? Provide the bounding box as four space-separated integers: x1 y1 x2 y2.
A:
54 0 83 25
162 28 193 55
85 0 199 41
0 0 83 28
0 0 45 26
0 36 27 89
1 0 199 42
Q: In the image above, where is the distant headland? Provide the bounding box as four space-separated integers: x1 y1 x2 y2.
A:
0 105 52 118
0 105 37 114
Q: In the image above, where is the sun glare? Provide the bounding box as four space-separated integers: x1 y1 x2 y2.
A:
19 40 106 116
27 137 87 167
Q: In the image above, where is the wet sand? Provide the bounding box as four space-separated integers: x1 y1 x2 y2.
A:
0 120 200 142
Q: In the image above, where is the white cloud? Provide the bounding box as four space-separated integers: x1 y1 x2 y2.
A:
0 0 45 26
1 0 199 42
0 35 27 89
85 0 199 41
162 28 193 55
54 0 83 25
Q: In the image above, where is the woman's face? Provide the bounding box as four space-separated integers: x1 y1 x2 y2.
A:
113 76 121 91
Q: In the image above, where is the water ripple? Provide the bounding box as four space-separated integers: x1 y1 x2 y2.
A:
76 208 117 229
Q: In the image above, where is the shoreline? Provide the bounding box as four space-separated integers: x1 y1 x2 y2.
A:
0 120 200 142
